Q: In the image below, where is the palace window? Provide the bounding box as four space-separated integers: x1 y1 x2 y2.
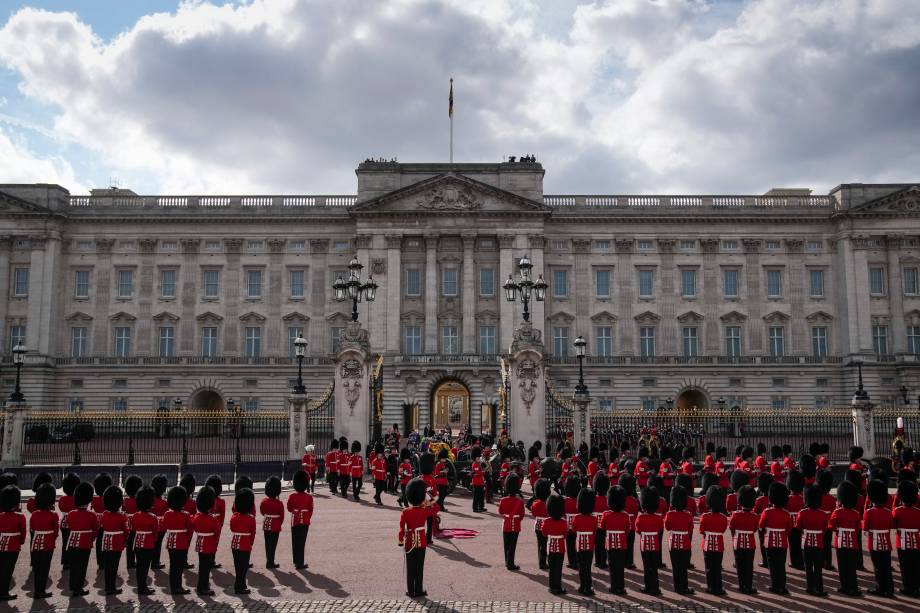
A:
771 397 787 410
766 269 782 297
8 326 25 352
204 270 220 298
725 326 742 358
721 240 738 251
595 326 612 357
766 240 781 250
552 326 569 358
160 269 176 298
13 268 29 296
909 326 920 355
641 397 657 411
404 326 422 355
114 327 132 357
638 270 653 298
904 267 919 295
247 270 263 298
768 326 785 357
553 270 568 298
245 327 262 357
595 270 610 298
71 327 88 358
679 240 696 250
442 268 458 296
479 268 495 296
640 327 656 358
869 267 886 295
290 270 305 298
331 326 345 353
681 270 697 297
811 326 828 357
479 326 496 355
594 240 611 250
117 270 134 298
810 269 825 297
682 327 698 357
723 269 738 297
873 325 889 355
112 398 128 411
441 326 459 354
405 269 421 296
74 270 90 298
158 327 175 357
806 240 822 251
201 327 217 358
638 240 653 251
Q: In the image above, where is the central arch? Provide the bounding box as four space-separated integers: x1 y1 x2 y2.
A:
430 379 471 431
190 389 224 411
676 388 709 412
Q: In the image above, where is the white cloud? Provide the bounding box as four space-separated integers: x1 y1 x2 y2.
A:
0 126 87 192
0 0 918 195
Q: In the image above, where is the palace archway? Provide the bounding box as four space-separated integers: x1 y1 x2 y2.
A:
430 379 471 431
190 389 224 411
676 388 708 412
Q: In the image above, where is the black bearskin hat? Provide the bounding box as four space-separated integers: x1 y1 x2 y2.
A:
593 472 610 497
0 473 16 488
768 482 789 509
867 479 888 506
234 488 254 515
590 446 600 461
293 470 309 493
419 452 435 476
180 473 196 496
103 485 123 513
705 442 715 455
577 487 596 515
845 469 863 490
167 486 188 511
505 473 521 496
649 476 665 499
205 474 223 494
898 468 917 484
265 476 282 498
734 445 744 457
757 472 774 497
405 478 427 507
639 487 659 514
437 448 448 460
609 447 620 463
809 441 821 457
560 446 573 461
897 480 918 507
151 474 168 496
683 446 696 461
0 485 19 512
618 473 636 496
782 444 792 457
730 469 749 493
836 480 858 510
742 446 754 460
717 446 727 459
339 436 348 449
400 447 411 461
470 445 482 460
699 472 718 494
620 441 630 454
62 472 80 496
32 472 53 493
608 485 626 512
669 485 687 512
547 493 565 520
706 485 726 515
623 459 636 475
534 440 543 451
771 445 782 460
738 485 756 510
540 457 560 481
675 473 693 493
799 454 816 479
756 442 767 456
196 485 216 514
135 486 155 512
74 481 94 508
849 446 864 462
93 472 113 496
376 443 386 456
903 448 915 466
534 478 551 502
820 443 829 456
786 470 805 494
235 476 254 492
351 440 362 454
330 438 339 450
817 469 833 494
123 475 143 498
805 484 823 509
660 447 671 462
528 446 539 462
35 482 56 511
638 446 649 459
564 476 581 499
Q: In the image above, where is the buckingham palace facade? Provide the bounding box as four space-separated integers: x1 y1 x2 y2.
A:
1 160 919 433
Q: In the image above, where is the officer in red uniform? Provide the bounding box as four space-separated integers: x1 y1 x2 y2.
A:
58 472 79 572
470 446 486 512
592 473 610 570
162 486 192 595
301 445 318 493
817 470 836 571
759 482 792 595
192 486 219 596
679 447 696 490
338 437 352 498
398 478 439 598
398 448 413 508
571 488 597 595
434 448 450 508
288 471 314 569
261 476 284 568
121 475 142 570
830 480 862 596
129 486 158 596
864 478 895 597
602 485 630 595
99 486 128 595
699 486 728 595
893 480 920 597
541 494 568 595
618 474 639 570
29 483 58 599
530 479 551 570
498 474 525 571
325 438 340 494
665 485 694 595
150 474 169 570
635 450 650 490
0 485 25 601
92 473 113 568
372 443 388 505
230 487 256 594
607 448 620 486
786 470 806 571
797 483 829 596
636 487 663 596
66 482 98 597
563 477 580 569
729 485 758 595
349 441 364 500
528 447 542 489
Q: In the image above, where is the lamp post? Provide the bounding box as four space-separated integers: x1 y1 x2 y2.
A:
174 397 187 464
572 335 590 449
573 335 588 396
900 385 910 406
8 343 25 403
851 361 870 408
502 255 547 323
666 397 674 411
333 256 378 322
293 334 307 395
851 360 874 458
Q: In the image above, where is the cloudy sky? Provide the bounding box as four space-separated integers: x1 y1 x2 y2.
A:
0 0 918 196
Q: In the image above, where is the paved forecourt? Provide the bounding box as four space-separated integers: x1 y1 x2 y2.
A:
8 482 912 613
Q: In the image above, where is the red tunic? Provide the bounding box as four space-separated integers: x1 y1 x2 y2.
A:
29 509 59 552
797 508 828 548
658 461 675 488
498 496 525 532
587 460 599 480
301 453 317 475
564 496 578 531
758 507 792 549
531 499 548 535
338 452 352 476
635 512 663 552
229 512 257 551
725 492 738 515
161 510 192 550
754 495 769 516
183 498 197 515
828 508 861 549
635 460 650 488
100 511 128 552
372 457 387 481
398 505 438 551
287 492 314 526
499 462 510 483
820 493 836 514
192 512 220 554
665 510 693 550
422 474 437 502
528 459 541 486
350 454 364 479
260 497 284 532
122 496 137 516
716 461 729 489
862 505 893 552
130 512 158 549
0 511 27 552
608 463 621 484
593 495 608 529
399 461 414 485
325 450 338 474
729 510 758 550
58 494 75 530
541 518 567 554
893 505 920 549
787 493 804 523
65 508 98 549
699 512 728 552
624 496 639 531
601 510 630 550
91 496 104 519
210 497 226 536
153 497 168 532
470 462 485 487
572 514 596 551
656 497 669 517
434 461 448 486
686 496 699 517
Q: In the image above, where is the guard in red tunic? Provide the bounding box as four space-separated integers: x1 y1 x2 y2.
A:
349 441 364 500
325 439 340 495
261 476 284 568
192 486 219 596
100 486 128 595
288 471 314 569
66 482 98 598
0 485 25 601
592 473 610 570
864 478 895 597
338 437 352 498
372 443 388 505
121 475 142 570
398 478 439 598
754 472 773 568
91 473 113 568
726 468 748 515
563 477 580 569
665 485 694 595
817 469 836 571
602 485 630 595
636 487 663 596
635 451 650 490
679 447 696 490
498 474 525 571
618 474 639 570
434 448 450 508
301 445 318 493
230 488 256 594
163 486 192 595
759 482 793 595
607 448 620 486
830 480 862 596
149 474 169 570
530 479 551 570
716 447 730 490
58 472 79 572
786 470 806 571
528 447 542 489
398 448 414 508
541 494 568 595
130 486 158 596
29 483 58 599
27 473 52 552
699 485 728 595
586 449 600 484
418 453 439 543
797 483 828 596
893 480 920 597
572 488 597 595
729 485 758 595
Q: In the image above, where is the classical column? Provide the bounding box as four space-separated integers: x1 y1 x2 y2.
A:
614 239 635 354
224 238 243 355
852 243 874 353
786 239 807 354
385 235 403 353
498 234 515 353
887 237 907 353
700 238 720 354
658 239 677 355
136 238 157 356
742 239 764 352
0 237 12 351
0 404 27 467
266 239 286 355
462 233 476 353
424 236 438 353
308 239 329 353
180 239 201 355
288 392 309 460
25 237 52 355
573 238 591 342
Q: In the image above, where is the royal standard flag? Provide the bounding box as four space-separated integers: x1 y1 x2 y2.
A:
449 78 453 118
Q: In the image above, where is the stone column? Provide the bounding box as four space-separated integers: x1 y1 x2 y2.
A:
424 237 439 353
658 240 677 354
224 239 243 355
136 239 157 356
700 239 720 353
26 238 52 355
0 404 27 467
308 239 329 353
180 239 200 355
786 239 807 354
615 239 635 354
288 393 309 460
266 239 285 355
0 237 12 350
385 235 403 353
462 233 476 353
499 234 515 353
505 322 546 446
572 393 591 451
742 240 764 352
334 322 373 444
573 239 591 342
887 237 906 353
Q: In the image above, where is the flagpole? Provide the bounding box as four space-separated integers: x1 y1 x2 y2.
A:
449 77 454 163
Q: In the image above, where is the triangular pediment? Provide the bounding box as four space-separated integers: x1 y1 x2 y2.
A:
719 310 747 323
239 311 266 323
282 311 310 323
806 310 834 323
65 311 93 322
763 310 790 323
634 311 661 324
196 311 223 322
677 310 704 324
849 185 920 215
590 310 618 323
351 173 549 215
152 311 179 322
0 190 52 215
109 311 136 322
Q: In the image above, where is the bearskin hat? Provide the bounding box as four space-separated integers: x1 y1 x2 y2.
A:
866 479 888 506
817 469 833 494
547 493 565 521
505 473 521 496
742 446 754 460
528 446 539 462
734 445 744 457
534 440 543 452
180 473 196 496
897 480 918 507
682 446 695 461
668 485 686 511
564 476 581 499
804 483 823 509
167 485 188 511
898 468 917 483
405 478 427 507
339 436 348 450
849 446 864 462
706 486 726 515
638 446 649 460
400 447 411 461
620 441 630 454
673 445 685 462
351 440 362 454
768 482 789 509
590 446 600 461
234 487 254 515
151 474 168 497
786 470 805 494
196 485 216 514
31 472 53 493
639 487 660 514
376 443 386 456
675 473 692 493
770 445 782 461
623 459 636 475
782 444 792 457
437 447 448 461
808 442 821 457
593 472 610 497
533 478 551 502
293 470 309 493
0 473 16 489
730 470 749 493
618 473 636 495
821 443 830 456
647 475 664 498
717 446 727 459
705 442 715 455
799 454 816 479
470 445 482 460
577 487 596 515
103 485 123 513
74 481 94 508
135 486 155 512
62 472 80 496
607 485 626 512
418 452 435 476
235 476 254 492
93 472 113 497
559 446 573 461
0 485 19 512
540 457 560 482
660 447 671 462
265 476 282 499
205 474 222 494
608 447 619 463
757 472 774 497
123 475 143 498
699 472 717 494
845 469 863 491
738 485 756 510
35 482 56 511
903 448 915 466
756 442 767 456
330 438 339 450
837 480 858 509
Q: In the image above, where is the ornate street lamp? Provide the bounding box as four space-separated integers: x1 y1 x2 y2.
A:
900 385 910 405
573 335 588 397
503 255 547 323
851 362 870 408
334 255 378 322
572 335 590 448
666 397 674 411
718 396 726 410
293 334 308 395
9 343 26 403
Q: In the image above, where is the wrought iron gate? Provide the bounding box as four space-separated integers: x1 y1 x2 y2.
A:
305 382 336 452
545 381 573 453
370 355 383 444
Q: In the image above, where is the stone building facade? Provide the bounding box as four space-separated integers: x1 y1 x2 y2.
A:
0 162 919 435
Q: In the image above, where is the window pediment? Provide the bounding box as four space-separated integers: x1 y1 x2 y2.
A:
400 310 425 326
196 311 224 323
547 311 574 325
65 311 93 323
634 311 661 324
239 311 266 323
719 310 747 324
109 311 136 323
326 311 350 325
152 311 179 323
762 310 790 323
905 309 920 326
871 315 890 326
282 311 310 323
475 310 499 323
677 311 704 324
806 310 834 323
590 310 618 324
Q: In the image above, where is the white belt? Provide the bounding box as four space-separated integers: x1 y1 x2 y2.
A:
33 530 53 535
803 529 822 535
899 529 918 536
196 532 214 537
103 531 122 536
766 528 784 533
735 530 753 535
671 531 688 535
231 532 251 537
0 532 19 537
264 515 280 518
576 531 593 536
134 530 152 535
704 531 721 538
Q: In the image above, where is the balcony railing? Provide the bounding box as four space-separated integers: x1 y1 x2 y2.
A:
53 355 335 366
546 355 844 365
68 194 357 210
542 194 834 210
390 354 500 365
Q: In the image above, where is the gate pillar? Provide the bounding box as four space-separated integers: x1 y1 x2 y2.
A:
334 322 373 445
0 404 27 467
505 322 546 447
288 393 309 460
